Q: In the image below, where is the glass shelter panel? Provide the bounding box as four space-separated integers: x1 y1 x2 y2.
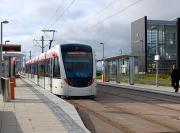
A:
107 60 117 81
119 59 129 83
147 24 176 73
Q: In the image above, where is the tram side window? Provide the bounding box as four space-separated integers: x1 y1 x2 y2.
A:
38 61 45 76
28 65 31 74
45 59 50 77
34 63 38 75
27 65 31 74
32 64 35 74
53 57 61 78
30 65 32 74
25 65 28 73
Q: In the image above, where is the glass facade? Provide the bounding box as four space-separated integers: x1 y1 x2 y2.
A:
147 21 177 73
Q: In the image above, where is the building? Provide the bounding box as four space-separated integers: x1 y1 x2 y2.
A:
131 16 180 73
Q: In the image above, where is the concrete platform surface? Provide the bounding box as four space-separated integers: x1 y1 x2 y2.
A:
98 80 180 97
0 78 89 133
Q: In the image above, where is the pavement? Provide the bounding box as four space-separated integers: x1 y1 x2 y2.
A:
0 78 89 133
97 80 180 97
1 77 179 133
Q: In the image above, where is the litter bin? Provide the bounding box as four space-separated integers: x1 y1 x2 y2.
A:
1 77 10 102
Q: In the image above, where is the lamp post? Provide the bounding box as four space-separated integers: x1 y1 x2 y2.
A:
4 40 10 77
100 42 105 82
155 28 159 87
5 40 10 45
100 42 104 59
119 49 122 55
151 26 159 87
0 20 9 93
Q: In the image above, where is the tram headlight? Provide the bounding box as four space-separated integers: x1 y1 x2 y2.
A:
64 78 72 85
87 78 95 85
64 78 69 84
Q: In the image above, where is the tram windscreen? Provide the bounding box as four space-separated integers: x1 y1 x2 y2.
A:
62 51 93 78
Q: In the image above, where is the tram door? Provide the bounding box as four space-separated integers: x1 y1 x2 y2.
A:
52 56 61 94
49 58 53 92
45 59 53 92
38 61 45 88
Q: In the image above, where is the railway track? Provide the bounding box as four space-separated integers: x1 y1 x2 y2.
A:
67 84 180 133
97 89 180 132
70 100 135 133
98 84 180 112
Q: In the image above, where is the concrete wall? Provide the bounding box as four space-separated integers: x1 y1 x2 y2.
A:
131 16 147 72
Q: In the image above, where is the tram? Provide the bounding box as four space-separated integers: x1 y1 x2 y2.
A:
25 44 96 97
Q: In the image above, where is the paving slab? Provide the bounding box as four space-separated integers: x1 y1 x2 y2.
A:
0 78 89 133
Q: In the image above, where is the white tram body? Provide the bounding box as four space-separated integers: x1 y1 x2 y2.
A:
25 44 96 97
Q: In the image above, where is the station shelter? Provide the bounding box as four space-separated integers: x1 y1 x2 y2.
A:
99 55 138 85
3 52 24 78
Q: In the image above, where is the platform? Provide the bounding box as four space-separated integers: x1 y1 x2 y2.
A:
0 78 89 133
98 80 180 97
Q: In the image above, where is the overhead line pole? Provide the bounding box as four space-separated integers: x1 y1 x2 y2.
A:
29 51 32 60
42 36 44 53
34 36 47 53
41 30 56 49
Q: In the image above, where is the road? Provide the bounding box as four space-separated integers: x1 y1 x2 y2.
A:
68 84 180 133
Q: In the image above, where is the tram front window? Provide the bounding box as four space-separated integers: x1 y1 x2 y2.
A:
63 51 93 79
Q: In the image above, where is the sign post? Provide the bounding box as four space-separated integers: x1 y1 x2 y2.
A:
154 55 160 87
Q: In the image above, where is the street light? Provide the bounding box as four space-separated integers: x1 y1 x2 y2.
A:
119 49 122 55
151 26 159 87
100 42 105 82
0 20 9 93
100 42 104 59
5 40 10 45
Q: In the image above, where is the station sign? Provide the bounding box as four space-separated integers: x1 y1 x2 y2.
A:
2 45 21 52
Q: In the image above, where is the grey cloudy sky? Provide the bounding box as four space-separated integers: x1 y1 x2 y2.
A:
1 0 180 60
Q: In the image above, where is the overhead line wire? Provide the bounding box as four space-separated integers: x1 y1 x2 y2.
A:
34 0 67 47
44 0 67 29
101 0 143 22
50 0 76 28
94 0 118 16
73 0 143 56
84 0 143 31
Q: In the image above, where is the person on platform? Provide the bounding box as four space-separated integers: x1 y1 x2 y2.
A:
171 64 179 92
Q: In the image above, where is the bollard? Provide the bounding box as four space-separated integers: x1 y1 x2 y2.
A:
10 77 16 100
10 77 16 87
102 74 106 82
10 82 15 100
